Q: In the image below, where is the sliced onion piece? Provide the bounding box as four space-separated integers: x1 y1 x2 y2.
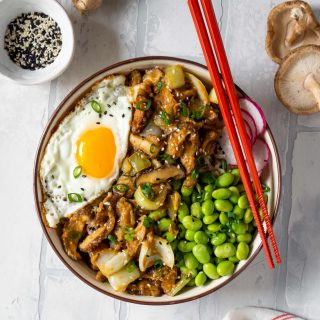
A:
239 97 266 136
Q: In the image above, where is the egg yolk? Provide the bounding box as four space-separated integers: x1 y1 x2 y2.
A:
76 127 116 178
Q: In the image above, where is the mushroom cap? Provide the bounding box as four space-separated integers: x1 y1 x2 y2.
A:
266 0 320 64
275 45 320 114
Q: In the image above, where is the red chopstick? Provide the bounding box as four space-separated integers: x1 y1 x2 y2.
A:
188 0 280 268
200 0 281 265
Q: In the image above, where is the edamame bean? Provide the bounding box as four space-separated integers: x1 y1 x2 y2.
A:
238 195 249 209
203 263 220 280
184 252 200 269
236 242 250 260
211 232 227 246
203 184 214 201
233 205 245 219
214 242 236 258
178 202 189 221
207 223 221 233
214 199 233 212
227 232 237 243
191 202 202 219
212 188 232 200
216 173 235 187
185 230 196 241
237 233 252 243
244 208 253 224
231 169 241 185
164 231 176 242
178 240 197 252
229 255 240 263
203 213 219 225
194 231 209 244
201 199 215 216
182 216 203 231
181 186 193 197
228 186 240 204
158 218 171 232
195 271 207 286
149 209 167 220
219 212 229 225
231 221 248 235
192 244 211 264
217 261 235 276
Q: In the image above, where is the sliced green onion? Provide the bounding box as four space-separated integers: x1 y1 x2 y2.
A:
91 100 102 113
73 166 82 179
191 168 199 180
123 227 135 241
125 261 136 273
108 234 117 244
150 143 160 154
136 99 152 111
158 153 175 164
180 101 189 117
154 259 163 269
143 216 155 228
190 104 206 120
67 193 83 203
156 81 163 93
112 183 129 194
160 111 172 124
221 159 228 171
141 182 155 201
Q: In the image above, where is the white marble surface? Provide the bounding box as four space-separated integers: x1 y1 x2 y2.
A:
1 0 320 319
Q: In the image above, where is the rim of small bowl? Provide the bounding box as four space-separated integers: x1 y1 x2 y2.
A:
33 56 282 305
0 0 74 85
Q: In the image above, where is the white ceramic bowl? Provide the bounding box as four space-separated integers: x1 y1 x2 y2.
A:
0 0 74 85
34 57 281 305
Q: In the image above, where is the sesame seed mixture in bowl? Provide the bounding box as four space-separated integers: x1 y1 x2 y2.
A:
4 12 62 70
0 0 74 85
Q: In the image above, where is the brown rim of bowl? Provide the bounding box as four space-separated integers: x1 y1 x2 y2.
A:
33 56 282 305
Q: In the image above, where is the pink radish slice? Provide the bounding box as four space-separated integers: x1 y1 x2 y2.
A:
239 97 266 136
252 138 270 176
243 119 254 146
241 109 257 143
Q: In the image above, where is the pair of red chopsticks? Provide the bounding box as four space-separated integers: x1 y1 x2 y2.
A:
188 0 281 268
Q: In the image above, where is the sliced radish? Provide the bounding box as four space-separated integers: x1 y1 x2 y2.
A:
239 97 266 136
252 138 270 176
241 109 257 143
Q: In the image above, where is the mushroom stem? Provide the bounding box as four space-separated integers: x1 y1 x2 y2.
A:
304 73 320 110
285 7 308 47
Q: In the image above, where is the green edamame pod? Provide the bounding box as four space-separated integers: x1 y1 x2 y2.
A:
192 244 211 264
214 199 233 212
182 216 203 231
203 263 220 280
236 242 250 260
238 195 250 209
219 212 229 225
184 252 200 270
194 231 209 245
212 188 232 200
211 232 227 246
195 271 207 286
203 213 219 225
217 261 235 276
216 173 235 187
214 242 236 258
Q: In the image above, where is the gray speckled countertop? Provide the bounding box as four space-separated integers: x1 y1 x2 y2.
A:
1 1 319 319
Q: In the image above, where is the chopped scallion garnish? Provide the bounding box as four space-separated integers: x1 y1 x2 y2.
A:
160 111 172 125
112 183 129 194
73 166 82 179
141 182 156 201
67 193 83 203
91 100 102 113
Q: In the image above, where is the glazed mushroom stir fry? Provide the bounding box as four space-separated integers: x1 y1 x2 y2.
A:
56 65 269 296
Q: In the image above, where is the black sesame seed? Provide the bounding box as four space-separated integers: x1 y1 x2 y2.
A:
82 175 87 178
80 188 84 191
109 114 114 117
96 122 100 124
107 104 111 108
104 111 107 115
122 114 125 118
58 185 61 189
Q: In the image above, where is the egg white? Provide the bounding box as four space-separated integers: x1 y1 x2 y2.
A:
40 75 132 227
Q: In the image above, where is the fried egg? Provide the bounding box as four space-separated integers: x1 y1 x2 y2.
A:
40 75 132 227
